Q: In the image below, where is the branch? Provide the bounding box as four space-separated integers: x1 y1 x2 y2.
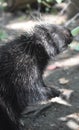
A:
59 0 71 15
65 13 79 27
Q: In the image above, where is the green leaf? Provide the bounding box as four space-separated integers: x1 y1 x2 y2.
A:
71 26 79 36
46 0 54 2
45 7 50 12
69 42 79 51
75 45 79 51
0 30 8 40
56 0 63 3
37 0 42 3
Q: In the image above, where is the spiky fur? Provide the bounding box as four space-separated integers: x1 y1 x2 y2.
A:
0 23 72 130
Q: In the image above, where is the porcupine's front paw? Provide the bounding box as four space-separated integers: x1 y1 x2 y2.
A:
45 86 61 99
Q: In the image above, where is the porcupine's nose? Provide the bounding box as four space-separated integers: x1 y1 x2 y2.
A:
63 28 73 44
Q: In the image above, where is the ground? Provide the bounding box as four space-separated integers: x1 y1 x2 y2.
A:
0 11 79 130
22 49 79 130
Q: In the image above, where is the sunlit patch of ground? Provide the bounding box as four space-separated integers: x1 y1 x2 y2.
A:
47 53 79 69
5 14 66 32
59 113 79 130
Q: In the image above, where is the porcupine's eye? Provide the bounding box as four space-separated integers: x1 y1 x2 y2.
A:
51 26 73 53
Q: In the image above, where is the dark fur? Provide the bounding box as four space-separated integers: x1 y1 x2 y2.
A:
0 23 72 130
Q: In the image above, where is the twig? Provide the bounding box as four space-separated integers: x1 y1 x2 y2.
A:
41 1 51 8
65 13 79 27
59 0 71 15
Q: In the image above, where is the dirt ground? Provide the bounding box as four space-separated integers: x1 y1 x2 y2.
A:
21 49 79 130
0 12 79 130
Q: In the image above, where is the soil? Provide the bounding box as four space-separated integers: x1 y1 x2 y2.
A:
22 49 79 130
0 11 79 130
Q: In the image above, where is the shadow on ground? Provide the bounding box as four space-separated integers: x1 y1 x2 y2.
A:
21 49 79 130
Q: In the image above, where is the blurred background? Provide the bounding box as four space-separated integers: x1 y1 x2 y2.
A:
0 1 79 130
0 0 79 44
